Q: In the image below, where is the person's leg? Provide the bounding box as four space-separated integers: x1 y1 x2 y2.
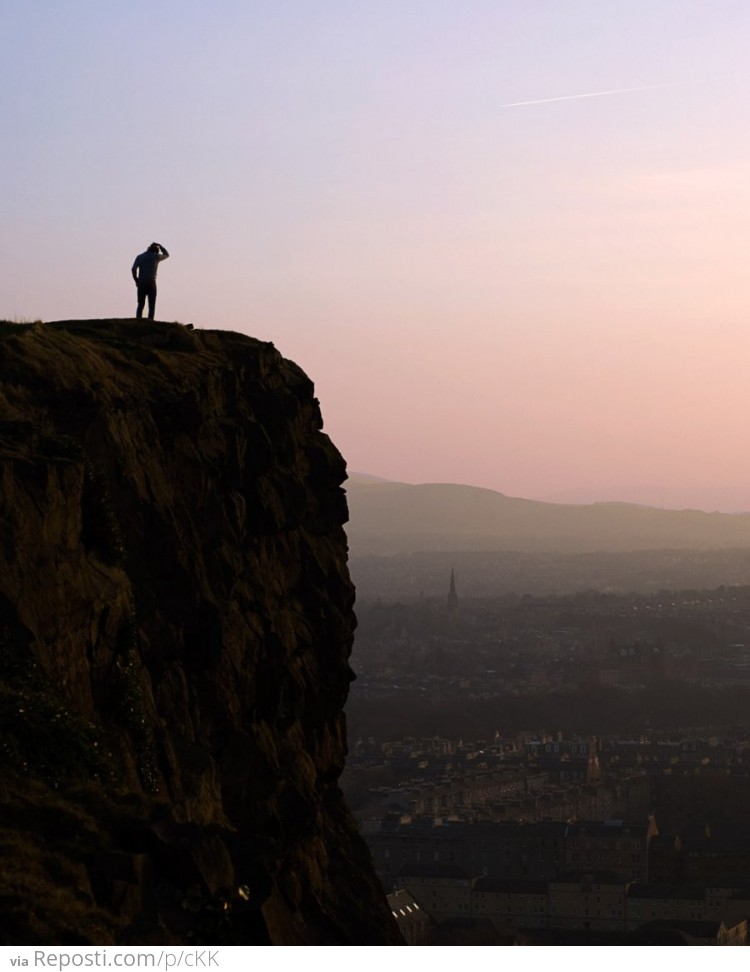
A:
147 281 157 320
136 284 146 318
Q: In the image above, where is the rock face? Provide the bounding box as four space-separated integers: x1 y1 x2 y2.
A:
0 319 400 945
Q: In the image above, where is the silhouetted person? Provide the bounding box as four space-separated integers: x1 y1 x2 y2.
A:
132 242 169 319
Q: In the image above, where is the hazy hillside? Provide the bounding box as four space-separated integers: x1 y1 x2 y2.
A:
344 476 750 555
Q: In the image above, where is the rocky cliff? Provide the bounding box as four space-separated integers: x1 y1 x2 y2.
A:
0 319 400 945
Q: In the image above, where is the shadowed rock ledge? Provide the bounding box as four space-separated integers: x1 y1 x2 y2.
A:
0 319 400 945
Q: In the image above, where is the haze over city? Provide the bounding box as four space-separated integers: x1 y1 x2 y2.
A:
5 1 750 510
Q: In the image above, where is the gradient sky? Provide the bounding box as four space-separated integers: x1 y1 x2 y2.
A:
4 1 750 510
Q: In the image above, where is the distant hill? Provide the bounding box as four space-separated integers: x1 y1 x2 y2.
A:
344 478 750 555
541 484 750 513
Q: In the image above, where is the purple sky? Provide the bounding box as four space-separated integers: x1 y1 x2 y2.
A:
5 1 750 511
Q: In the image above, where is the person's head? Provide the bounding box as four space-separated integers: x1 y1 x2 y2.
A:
148 242 160 252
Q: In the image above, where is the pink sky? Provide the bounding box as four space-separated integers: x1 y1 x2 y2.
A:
4 1 750 511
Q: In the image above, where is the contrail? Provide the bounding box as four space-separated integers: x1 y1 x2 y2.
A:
499 82 680 108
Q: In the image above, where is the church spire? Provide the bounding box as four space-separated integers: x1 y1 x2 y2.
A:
447 567 458 611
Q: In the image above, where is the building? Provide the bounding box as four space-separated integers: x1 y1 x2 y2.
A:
548 871 628 932
387 888 431 944
394 869 750 942
368 816 655 887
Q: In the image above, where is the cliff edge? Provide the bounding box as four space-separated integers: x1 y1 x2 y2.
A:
0 319 400 945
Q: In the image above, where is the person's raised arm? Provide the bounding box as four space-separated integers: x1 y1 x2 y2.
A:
157 244 169 261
